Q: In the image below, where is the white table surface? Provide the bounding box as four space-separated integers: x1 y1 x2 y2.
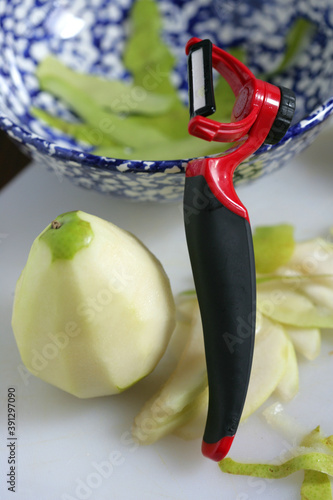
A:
1 126 333 500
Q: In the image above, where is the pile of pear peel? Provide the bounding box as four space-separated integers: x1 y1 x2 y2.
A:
11 212 333 498
133 224 333 445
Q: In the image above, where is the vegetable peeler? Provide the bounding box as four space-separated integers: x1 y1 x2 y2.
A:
184 37 296 462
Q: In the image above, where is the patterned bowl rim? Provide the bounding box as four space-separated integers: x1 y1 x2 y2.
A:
1 96 333 173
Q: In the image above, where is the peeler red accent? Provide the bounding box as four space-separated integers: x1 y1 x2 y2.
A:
184 38 295 461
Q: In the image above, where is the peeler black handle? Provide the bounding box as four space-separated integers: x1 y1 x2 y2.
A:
183 174 256 461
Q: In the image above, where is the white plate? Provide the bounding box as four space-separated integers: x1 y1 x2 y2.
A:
1 125 333 499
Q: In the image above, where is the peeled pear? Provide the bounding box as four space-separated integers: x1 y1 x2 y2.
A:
12 211 176 398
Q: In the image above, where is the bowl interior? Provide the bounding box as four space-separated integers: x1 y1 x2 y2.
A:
0 0 332 157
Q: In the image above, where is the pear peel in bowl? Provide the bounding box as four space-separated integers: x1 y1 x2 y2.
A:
1 0 332 201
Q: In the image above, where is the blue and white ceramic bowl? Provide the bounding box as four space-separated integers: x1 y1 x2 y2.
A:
0 0 332 202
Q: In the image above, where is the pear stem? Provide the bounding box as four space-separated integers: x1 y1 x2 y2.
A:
51 220 62 229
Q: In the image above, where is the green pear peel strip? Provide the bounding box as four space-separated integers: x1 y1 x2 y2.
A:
35 76 168 149
31 107 120 148
301 470 332 500
123 0 176 95
287 238 333 279
253 224 295 274
301 426 333 453
219 452 333 478
262 405 333 499
219 421 333 499
36 55 173 116
107 0 188 148
273 332 299 402
257 282 333 328
94 136 227 161
133 389 208 446
285 326 321 360
219 423 333 500
132 303 208 445
265 18 317 77
256 273 333 285
33 104 229 160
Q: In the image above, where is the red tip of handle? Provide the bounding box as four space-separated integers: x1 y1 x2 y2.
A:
202 436 235 462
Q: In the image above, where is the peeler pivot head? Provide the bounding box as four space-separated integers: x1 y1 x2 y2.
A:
186 37 296 148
